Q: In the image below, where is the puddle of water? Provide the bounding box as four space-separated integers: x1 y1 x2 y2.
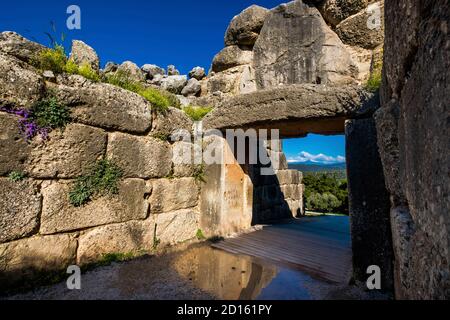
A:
7 243 338 300
172 245 334 300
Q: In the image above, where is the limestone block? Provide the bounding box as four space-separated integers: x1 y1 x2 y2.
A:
0 178 41 243
150 178 199 213
40 179 149 234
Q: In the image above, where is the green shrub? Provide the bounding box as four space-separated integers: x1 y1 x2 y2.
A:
303 172 348 214
306 192 341 213
67 62 101 82
162 91 181 109
196 229 206 240
32 45 67 74
193 164 206 183
366 58 383 92
105 70 143 93
183 106 213 121
139 87 170 113
30 95 71 129
8 171 27 182
64 59 79 74
69 159 123 207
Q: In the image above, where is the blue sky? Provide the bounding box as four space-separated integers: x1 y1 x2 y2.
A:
0 0 282 73
0 0 346 164
283 135 346 164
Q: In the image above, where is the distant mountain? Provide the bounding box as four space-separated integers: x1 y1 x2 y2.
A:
288 162 347 172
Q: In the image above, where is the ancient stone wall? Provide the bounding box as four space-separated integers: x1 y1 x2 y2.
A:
0 38 203 291
375 0 450 299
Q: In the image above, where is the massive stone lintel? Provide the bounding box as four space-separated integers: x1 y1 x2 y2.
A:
203 84 378 138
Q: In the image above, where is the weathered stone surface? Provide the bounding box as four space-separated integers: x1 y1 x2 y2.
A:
378 0 450 300
141 64 165 79
172 142 197 178
276 170 302 185
344 45 373 83
211 46 253 73
188 66 206 80
207 65 257 96
150 178 199 213
346 118 393 291
54 80 153 133
160 75 188 94
253 1 357 88
40 179 149 234
117 61 145 82
148 209 199 246
69 40 100 71
107 133 172 179
0 179 41 243
77 221 150 265
0 112 31 175
335 1 384 49
151 107 193 139
25 124 107 178
318 0 369 27
203 84 377 137
0 234 77 291
0 31 45 63
181 78 201 97
0 53 45 108
224 5 269 47
374 100 404 204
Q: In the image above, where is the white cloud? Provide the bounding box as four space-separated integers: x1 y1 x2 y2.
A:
287 151 346 165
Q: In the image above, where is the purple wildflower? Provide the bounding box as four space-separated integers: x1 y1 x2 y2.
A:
0 106 50 141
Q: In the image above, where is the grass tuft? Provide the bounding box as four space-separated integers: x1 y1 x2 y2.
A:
8 171 27 182
183 106 213 121
69 159 123 207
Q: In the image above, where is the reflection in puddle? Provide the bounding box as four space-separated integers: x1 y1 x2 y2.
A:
172 245 331 300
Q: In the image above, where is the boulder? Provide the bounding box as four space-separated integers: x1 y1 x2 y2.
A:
40 179 150 234
0 113 31 176
0 178 41 243
167 65 180 76
189 66 206 80
25 123 107 178
0 234 77 290
69 40 100 71
276 170 302 185
211 46 253 73
160 75 188 94
207 65 257 96
224 5 270 47
0 53 45 108
318 0 369 27
335 1 385 49
141 64 165 79
117 61 145 82
151 107 193 139
54 80 153 133
181 78 201 97
253 1 357 89
150 178 199 213
107 133 172 179
103 61 118 73
0 31 45 63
